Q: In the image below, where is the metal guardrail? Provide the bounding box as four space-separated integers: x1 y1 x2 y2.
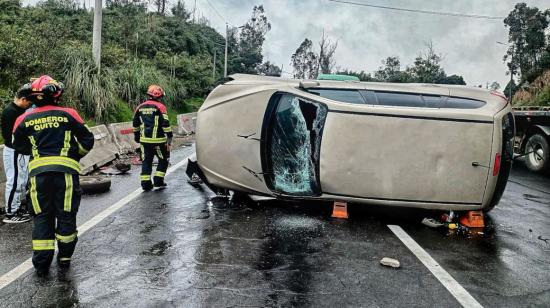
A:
513 106 550 116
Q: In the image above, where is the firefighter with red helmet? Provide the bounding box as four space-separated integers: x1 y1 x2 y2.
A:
12 75 95 276
133 85 172 191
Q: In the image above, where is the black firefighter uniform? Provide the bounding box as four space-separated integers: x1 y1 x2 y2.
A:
132 100 172 187
12 105 94 270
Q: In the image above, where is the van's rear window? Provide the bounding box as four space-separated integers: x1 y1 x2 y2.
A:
440 97 486 109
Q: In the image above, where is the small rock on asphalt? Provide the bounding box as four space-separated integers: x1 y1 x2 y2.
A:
380 257 400 268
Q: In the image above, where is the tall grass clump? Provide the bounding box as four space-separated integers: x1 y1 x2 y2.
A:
114 59 189 108
62 53 117 122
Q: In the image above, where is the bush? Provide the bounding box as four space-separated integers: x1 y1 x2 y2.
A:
513 70 550 107
62 52 117 122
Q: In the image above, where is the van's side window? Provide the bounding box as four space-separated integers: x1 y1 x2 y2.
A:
375 92 425 108
441 97 486 109
308 89 366 104
421 95 442 108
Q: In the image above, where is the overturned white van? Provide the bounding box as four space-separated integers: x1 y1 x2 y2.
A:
187 74 514 212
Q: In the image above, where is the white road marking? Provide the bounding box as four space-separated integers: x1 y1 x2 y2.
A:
387 225 483 308
0 154 192 290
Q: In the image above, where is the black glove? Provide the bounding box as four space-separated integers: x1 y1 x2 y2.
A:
134 133 140 143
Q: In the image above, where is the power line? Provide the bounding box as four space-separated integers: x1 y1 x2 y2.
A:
328 0 504 20
203 0 227 23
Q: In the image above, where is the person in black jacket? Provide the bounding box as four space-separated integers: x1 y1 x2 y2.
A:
133 85 172 191
12 75 94 276
1 84 32 223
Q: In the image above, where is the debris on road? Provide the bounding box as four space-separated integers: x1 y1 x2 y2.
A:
114 161 131 173
187 173 203 186
380 257 400 268
420 211 492 239
80 176 112 194
440 211 455 223
538 235 549 243
421 217 444 228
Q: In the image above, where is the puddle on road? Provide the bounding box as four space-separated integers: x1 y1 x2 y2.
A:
142 240 172 256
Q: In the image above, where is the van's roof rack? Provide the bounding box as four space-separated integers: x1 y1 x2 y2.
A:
317 74 360 81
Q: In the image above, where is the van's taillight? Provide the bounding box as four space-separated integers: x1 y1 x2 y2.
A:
490 90 508 101
493 153 501 176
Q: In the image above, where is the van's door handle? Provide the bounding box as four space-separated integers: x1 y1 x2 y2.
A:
472 162 490 169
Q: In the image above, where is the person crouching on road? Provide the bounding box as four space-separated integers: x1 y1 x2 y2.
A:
1 84 33 223
133 85 172 191
12 75 95 276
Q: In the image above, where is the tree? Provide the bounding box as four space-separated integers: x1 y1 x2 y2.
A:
504 79 518 99
336 69 375 81
171 0 190 21
257 61 282 77
504 3 550 84
407 42 446 83
152 0 167 15
490 81 501 90
291 39 318 79
318 30 338 74
230 5 271 74
438 74 466 85
375 56 411 82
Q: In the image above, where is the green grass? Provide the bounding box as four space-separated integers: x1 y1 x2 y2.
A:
106 99 134 123
167 97 204 125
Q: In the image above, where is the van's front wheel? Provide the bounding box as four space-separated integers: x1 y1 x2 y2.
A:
524 134 550 173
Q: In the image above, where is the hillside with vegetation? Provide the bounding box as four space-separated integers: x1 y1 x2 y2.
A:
504 4 550 106
0 0 273 124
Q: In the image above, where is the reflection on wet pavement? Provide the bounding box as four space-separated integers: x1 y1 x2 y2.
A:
0 158 548 307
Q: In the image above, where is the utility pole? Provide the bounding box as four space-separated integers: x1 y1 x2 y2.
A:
92 0 102 72
193 0 197 23
213 50 217 78
509 46 514 100
224 23 228 77
497 41 514 101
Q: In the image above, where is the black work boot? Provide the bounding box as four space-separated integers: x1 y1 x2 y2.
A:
57 258 71 269
35 267 49 277
153 177 167 188
141 181 153 191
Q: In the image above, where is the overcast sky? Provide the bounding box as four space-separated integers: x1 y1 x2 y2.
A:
24 0 550 88
188 0 549 88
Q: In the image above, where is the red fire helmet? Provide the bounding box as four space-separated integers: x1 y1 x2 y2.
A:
147 85 165 98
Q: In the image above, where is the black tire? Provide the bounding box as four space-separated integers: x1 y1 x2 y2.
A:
524 134 550 173
80 176 112 194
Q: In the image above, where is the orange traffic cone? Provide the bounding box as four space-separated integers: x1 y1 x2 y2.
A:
332 201 349 219
459 211 484 228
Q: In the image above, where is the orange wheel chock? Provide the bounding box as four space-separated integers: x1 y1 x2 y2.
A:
459 210 485 228
332 201 349 219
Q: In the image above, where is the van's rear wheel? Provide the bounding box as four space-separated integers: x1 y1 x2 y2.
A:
524 134 550 173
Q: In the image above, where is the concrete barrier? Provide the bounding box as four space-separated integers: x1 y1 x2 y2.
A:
177 112 197 135
0 145 5 205
79 125 119 174
108 122 140 154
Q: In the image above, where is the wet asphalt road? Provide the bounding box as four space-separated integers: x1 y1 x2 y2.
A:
0 146 548 307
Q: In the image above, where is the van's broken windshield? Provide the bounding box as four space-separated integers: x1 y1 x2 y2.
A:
267 94 327 195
